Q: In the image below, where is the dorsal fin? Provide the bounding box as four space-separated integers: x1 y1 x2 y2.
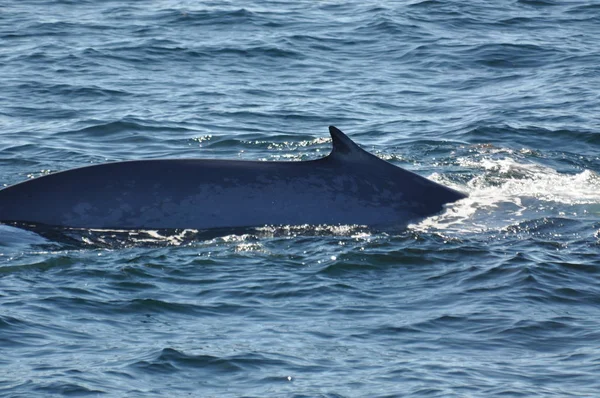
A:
328 126 366 157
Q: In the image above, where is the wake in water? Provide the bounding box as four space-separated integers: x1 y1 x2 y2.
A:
414 145 600 234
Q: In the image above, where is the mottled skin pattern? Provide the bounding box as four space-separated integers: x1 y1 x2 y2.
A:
0 127 466 229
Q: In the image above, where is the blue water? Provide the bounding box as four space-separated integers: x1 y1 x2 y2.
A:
2 1 600 396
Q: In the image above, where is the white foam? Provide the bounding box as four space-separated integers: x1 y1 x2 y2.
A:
411 156 600 234
254 224 369 237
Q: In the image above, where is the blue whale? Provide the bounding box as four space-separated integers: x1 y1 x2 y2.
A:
0 126 466 229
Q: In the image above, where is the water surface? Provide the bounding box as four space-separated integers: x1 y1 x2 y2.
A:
2 1 600 396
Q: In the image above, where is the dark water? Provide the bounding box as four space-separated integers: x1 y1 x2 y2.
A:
2 1 600 396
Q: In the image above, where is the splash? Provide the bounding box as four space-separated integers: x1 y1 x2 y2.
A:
254 224 371 238
5 223 374 249
412 155 600 233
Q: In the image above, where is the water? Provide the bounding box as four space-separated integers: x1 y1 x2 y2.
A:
2 1 600 396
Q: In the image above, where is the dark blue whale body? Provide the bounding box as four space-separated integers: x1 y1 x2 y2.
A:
0 126 466 230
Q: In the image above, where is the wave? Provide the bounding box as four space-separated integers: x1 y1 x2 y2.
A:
461 125 600 155
58 119 195 138
130 347 290 375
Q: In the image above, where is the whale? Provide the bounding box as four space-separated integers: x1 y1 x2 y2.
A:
0 126 466 230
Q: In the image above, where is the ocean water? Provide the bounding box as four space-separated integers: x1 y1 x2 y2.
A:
2 0 600 396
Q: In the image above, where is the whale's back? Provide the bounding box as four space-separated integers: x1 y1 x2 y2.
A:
0 127 466 229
